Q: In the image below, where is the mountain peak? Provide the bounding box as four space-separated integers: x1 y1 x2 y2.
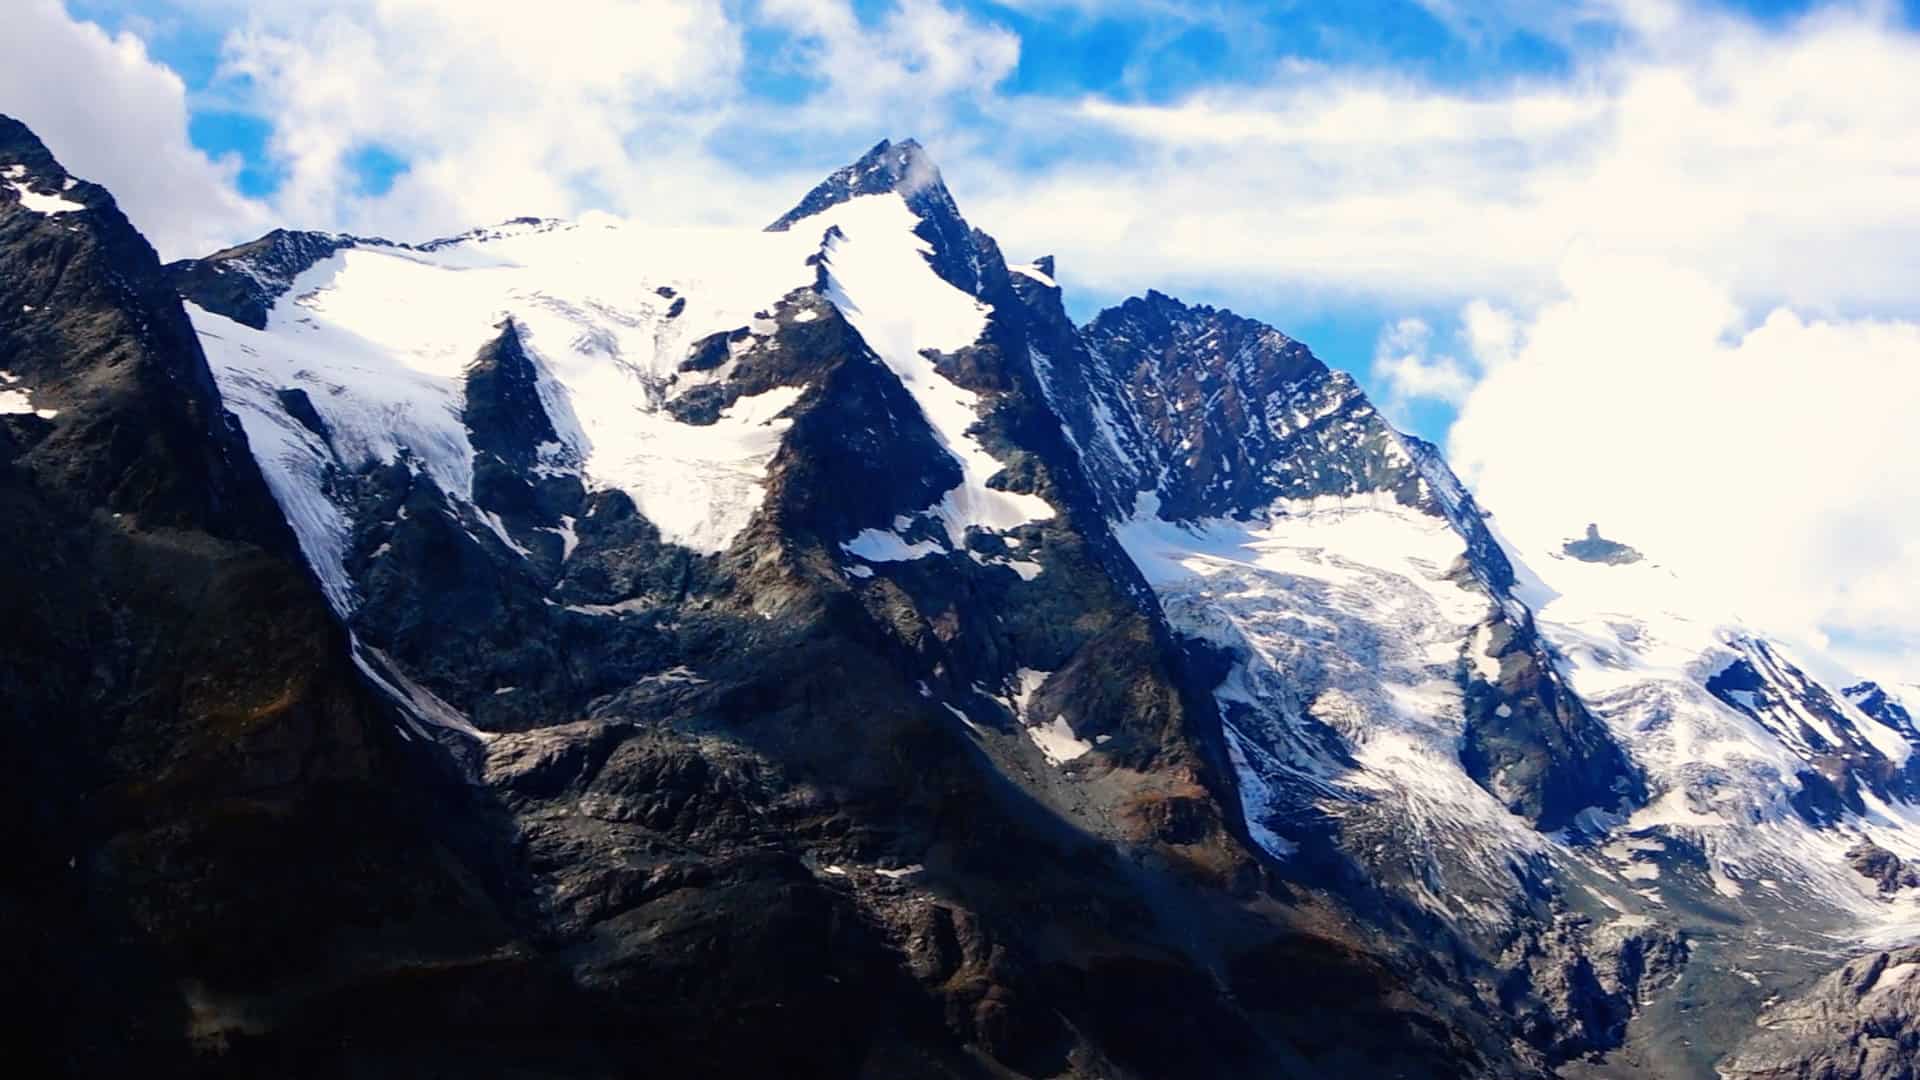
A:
0 114 80 200
768 137 948 233
0 113 53 164
768 136 986 295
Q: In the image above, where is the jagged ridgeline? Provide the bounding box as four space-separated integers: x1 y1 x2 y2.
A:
6 118 1920 1078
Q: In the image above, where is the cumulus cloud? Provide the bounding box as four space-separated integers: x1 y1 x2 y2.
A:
5 0 1027 244
0 0 269 258
29 0 1920 313
1446 248 1920 676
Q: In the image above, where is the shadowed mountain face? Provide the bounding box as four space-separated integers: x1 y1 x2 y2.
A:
0 114 516 1077
9 112 1920 1079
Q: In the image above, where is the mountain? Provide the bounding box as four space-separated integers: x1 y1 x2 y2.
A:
8 115 1920 1078
0 114 516 1078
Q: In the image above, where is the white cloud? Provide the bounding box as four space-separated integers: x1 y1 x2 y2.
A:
0 0 269 258
1363 299 1523 421
25 0 1920 313
1446 247 1920 675
1371 317 1477 418
173 0 1022 241
1410 0 1678 44
1459 299 1519 371
0 0 1025 248
694 0 1023 185
215 0 749 239
967 3 1920 315
759 0 1019 114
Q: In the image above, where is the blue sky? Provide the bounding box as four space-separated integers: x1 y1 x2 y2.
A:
11 0 1920 676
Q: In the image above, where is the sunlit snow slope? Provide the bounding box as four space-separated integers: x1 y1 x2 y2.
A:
188 193 1049 618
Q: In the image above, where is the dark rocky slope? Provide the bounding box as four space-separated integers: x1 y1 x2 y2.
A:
0 114 515 1077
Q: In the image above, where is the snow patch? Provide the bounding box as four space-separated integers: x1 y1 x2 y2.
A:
1009 262 1057 288
350 637 493 742
1877 962 1920 992
0 371 56 418
1027 714 1094 765
844 528 945 562
543 515 580 561
6 175 85 215
1010 668 1049 719
942 701 990 738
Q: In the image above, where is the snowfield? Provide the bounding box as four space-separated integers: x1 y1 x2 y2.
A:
192 192 1051 615
1118 492 1551 926
0 370 57 419
1511 528 1920 925
1118 468 1920 935
819 196 1053 555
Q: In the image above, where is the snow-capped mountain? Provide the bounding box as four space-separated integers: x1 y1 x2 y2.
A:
7 115 1919 1078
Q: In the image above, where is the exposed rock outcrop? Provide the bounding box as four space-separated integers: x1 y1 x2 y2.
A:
1723 947 1920 1080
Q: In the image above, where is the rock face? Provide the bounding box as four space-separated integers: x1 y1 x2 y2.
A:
1707 638 1915 819
769 138 983 295
1723 948 1920 1080
1850 681 1920 755
1848 841 1920 894
1501 914 1691 1061
1562 524 1643 565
